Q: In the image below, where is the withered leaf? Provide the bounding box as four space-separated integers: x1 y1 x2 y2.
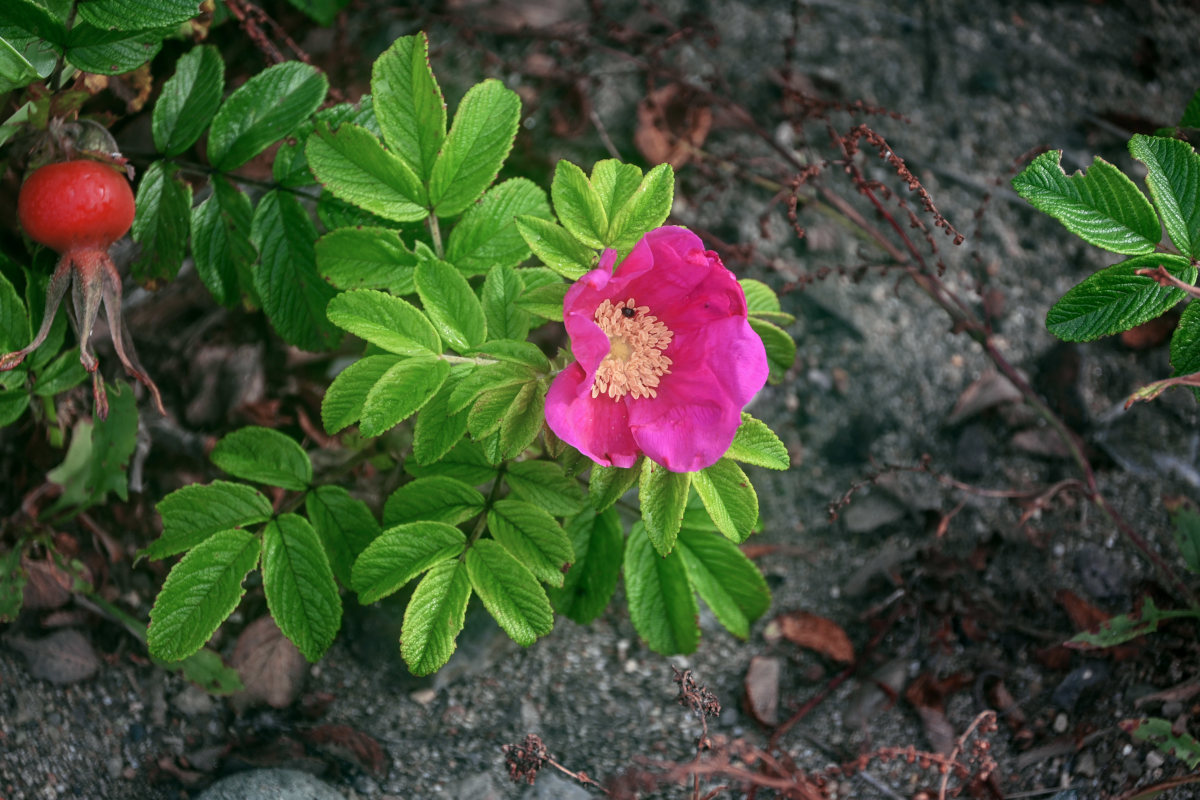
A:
8 629 99 684
301 724 388 777
21 557 73 610
771 610 854 663
231 616 307 710
744 655 781 726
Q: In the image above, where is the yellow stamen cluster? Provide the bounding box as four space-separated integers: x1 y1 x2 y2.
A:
591 298 674 400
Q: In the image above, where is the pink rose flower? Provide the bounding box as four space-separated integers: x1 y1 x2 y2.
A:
545 226 769 472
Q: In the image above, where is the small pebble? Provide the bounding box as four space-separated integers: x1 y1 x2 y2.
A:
1053 712 1068 733
1146 750 1166 770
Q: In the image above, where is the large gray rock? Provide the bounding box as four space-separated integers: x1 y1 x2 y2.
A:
196 768 344 800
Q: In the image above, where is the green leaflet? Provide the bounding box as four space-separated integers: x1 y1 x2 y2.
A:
147 529 261 662
316 227 418 295
446 178 552 276
481 265 530 342
428 79 521 218
725 413 790 470
1066 597 1200 650
514 281 570 322
322 354 401 434
589 462 642 511
325 289 441 355
64 26 163 75
211 426 312 491
305 485 380 587
401 559 470 676
1122 717 1200 771
469 340 548 370
466 538 554 647
47 383 138 512
372 32 445 181
208 61 328 171
1046 254 1195 342
623 522 699 655
145 480 272 560
448 360 533 414
676 528 770 640
498 379 546 459
0 269 29 352
411 370 472 466
405 439 497 486
1129 134 1200 259
749 316 796 382
383 476 485 527
504 461 584 517
639 460 690 556
360 356 450 437
306 123 427 221
75 0 200 31
487 499 574 588
1012 150 1160 256
351 520 466 604
29 351 85 398
1170 301 1200 400
251 190 341 351
546 507 623 625
131 160 192 285
261 514 342 662
152 44 223 157
590 159 643 225
691 458 759 543
191 176 257 308
607 163 674 252
552 160 608 249
514 215 596 280
414 259 487 352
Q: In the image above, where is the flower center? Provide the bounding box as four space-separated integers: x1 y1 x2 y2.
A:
591 298 674 400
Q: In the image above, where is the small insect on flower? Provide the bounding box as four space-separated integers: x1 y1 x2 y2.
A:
1 159 164 418
545 226 768 472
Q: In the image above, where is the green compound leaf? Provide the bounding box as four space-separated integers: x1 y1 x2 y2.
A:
64 27 163 75
1169 505 1200 574
514 281 569 322
607 162 674 251
305 485 380 587
547 507 623 624
192 176 256 308
639 460 690 556
748 316 796 382
514 215 596 280
251 190 340 351
152 44 223 157
591 159 643 226
589 461 642 511
447 178 552 276
428 79 521 218
47 382 138 511
306 123 427 221
505 461 584 517
448 361 532 413
145 480 272 561
466 380 526 440
1170 301 1200 400
725 413 790 470
1066 597 1200 649
316 227 418 295
360 356 450 437
1129 134 1200 259
351 520 466 604
211 426 312 490
487 499 574 588
401 559 470 676
1046 254 1195 342
465 538 554 647
624 522 699 655
326 289 441 356
482 264 530 342
147 529 260 662
208 61 327 171
322 354 401 434
274 101 370 188
1012 150 1160 255
383 476 484 527
498 379 546 458
372 32 445 181
75 0 200 31
406 439 497 486
552 160 607 249
415 259 487 352
1121 717 1200 771
691 458 759 543
261 514 342 662
676 528 770 640
131 160 192 285
411 370 472 465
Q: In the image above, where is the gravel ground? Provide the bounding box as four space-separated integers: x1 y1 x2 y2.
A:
4 1 1200 798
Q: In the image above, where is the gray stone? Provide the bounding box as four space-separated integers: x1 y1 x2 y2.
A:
440 772 501 800
172 684 214 717
196 768 344 800
525 772 591 800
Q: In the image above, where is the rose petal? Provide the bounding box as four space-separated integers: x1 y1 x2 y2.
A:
545 363 641 468
627 364 740 472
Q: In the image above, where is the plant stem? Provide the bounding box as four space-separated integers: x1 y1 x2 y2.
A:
466 464 507 549
428 212 445 259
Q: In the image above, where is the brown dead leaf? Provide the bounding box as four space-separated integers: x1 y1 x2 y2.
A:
634 84 712 168
743 655 781 726
771 610 854 663
7 629 99 684
231 616 306 711
947 369 1022 425
1120 313 1176 350
1055 588 1109 632
905 672 972 754
302 724 388 777
21 557 73 610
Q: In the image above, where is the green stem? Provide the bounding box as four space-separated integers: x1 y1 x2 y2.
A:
465 463 507 549
428 212 445 259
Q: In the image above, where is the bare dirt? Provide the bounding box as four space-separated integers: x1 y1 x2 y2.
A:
4 1 1200 798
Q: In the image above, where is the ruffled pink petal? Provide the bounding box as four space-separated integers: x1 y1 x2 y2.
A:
627 364 741 472
545 363 641 468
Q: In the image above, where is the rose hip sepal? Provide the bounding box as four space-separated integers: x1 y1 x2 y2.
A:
1 159 164 418
545 226 768 472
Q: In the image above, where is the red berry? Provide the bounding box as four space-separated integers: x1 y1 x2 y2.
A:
17 160 136 254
